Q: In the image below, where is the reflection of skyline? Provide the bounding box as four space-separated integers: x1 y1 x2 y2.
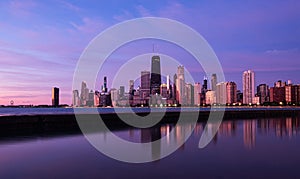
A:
243 120 256 149
97 116 300 160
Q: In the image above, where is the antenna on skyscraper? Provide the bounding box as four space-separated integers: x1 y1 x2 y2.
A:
152 44 155 53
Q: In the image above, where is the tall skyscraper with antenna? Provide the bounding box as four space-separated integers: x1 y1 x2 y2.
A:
150 55 161 95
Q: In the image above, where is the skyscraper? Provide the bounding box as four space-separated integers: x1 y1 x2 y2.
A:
211 74 217 91
194 83 201 106
243 70 255 104
80 81 88 106
201 76 208 105
176 66 185 105
173 74 177 102
216 82 227 105
185 83 194 106
150 55 161 95
141 71 150 98
257 84 269 104
226 82 237 104
72 90 80 107
52 87 59 107
103 76 108 93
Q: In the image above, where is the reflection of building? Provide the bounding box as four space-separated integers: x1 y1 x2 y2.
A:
243 120 256 149
218 121 236 136
243 70 255 104
52 87 59 107
140 127 161 161
150 56 161 95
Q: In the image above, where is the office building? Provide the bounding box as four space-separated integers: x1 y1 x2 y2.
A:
226 82 237 104
150 56 162 95
211 74 217 91
194 83 201 106
216 82 227 105
243 70 255 104
176 66 185 105
52 87 59 107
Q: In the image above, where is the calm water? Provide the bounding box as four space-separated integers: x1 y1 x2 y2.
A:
0 116 300 178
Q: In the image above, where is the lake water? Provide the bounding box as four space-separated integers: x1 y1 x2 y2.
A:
0 116 300 178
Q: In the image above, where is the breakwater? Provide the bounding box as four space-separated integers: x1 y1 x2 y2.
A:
0 107 299 137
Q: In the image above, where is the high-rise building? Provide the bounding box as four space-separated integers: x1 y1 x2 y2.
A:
185 83 194 106
80 81 89 106
150 56 161 95
243 70 255 104
226 82 237 104
270 87 285 103
275 80 286 88
110 88 118 107
206 90 216 105
167 75 170 91
257 84 269 104
176 66 185 105
285 85 298 104
52 87 59 107
141 71 150 99
201 76 208 105
160 84 168 98
87 90 95 107
211 74 217 91
173 74 177 102
141 71 150 90
203 76 208 92
216 82 227 105
72 90 80 107
103 76 108 93
194 83 201 106
237 90 243 103
119 86 125 99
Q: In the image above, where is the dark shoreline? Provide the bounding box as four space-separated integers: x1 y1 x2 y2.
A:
0 108 299 139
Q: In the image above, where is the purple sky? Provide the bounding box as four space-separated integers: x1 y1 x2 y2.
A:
0 0 299 105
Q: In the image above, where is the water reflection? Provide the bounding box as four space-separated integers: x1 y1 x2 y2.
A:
112 116 300 154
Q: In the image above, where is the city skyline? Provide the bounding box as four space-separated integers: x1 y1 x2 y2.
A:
71 54 300 107
0 1 299 105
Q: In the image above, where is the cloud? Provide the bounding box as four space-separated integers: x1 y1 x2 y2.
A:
113 10 135 22
135 5 152 17
9 0 37 18
60 1 82 12
70 17 106 35
265 48 300 55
